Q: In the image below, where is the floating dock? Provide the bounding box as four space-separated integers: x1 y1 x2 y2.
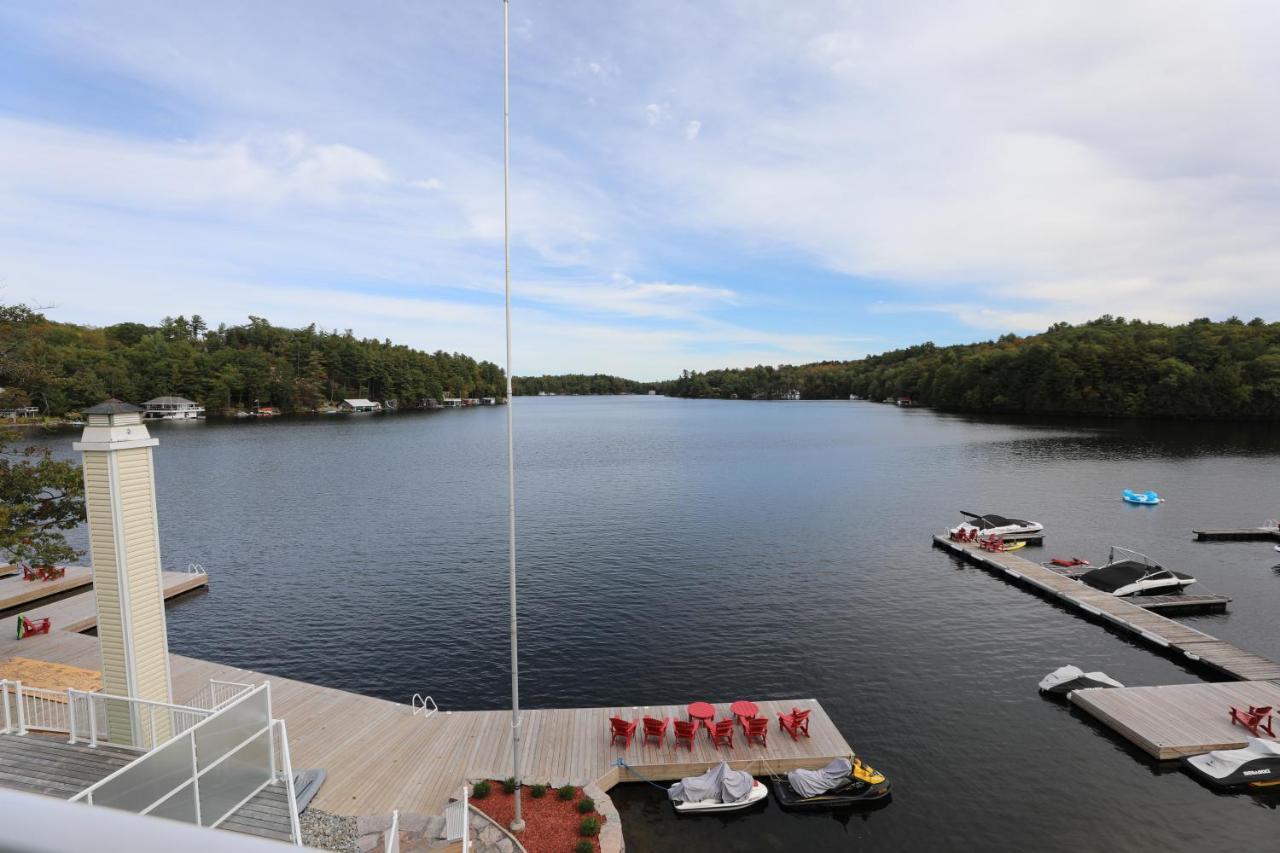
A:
1069 681 1280 759
933 536 1280 681
0 566 93 612
1192 527 1280 542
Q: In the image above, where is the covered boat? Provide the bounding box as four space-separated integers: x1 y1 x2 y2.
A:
1183 738 1280 788
668 761 768 813
771 757 891 810
950 511 1044 541
1122 489 1163 505
1038 665 1124 695
1078 547 1195 597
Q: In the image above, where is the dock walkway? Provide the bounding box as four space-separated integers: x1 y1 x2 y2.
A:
0 566 93 612
1193 527 1280 542
933 536 1280 681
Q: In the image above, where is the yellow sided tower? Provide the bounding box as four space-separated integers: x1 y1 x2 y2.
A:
73 399 174 745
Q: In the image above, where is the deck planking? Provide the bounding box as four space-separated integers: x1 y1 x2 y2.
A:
12 629 852 818
1068 680 1280 759
0 566 93 611
933 536 1280 681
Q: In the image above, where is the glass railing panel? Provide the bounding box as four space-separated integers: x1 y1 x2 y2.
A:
196 729 272 826
194 688 269 772
148 781 198 823
93 732 194 812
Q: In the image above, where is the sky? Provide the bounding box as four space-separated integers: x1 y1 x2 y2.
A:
3 1 1279 379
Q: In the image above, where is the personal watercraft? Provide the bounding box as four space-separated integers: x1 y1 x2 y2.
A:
1183 738 1280 788
771 757 891 810
1079 547 1196 597
668 761 768 813
1038 664 1124 695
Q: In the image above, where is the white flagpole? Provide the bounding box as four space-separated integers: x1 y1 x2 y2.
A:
502 0 525 834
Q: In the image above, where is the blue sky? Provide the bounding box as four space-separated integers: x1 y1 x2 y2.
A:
3 2 1279 379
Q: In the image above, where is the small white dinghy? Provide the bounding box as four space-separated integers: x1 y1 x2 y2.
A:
1038 665 1124 695
668 761 768 813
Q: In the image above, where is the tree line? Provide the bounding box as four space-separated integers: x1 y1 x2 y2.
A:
657 316 1280 418
0 305 506 416
511 373 653 396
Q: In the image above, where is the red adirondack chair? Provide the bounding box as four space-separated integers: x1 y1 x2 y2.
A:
642 716 670 746
673 719 699 750
17 615 51 639
743 716 769 747
1229 705 1275 737
609 716 639 748
709 719 735 748
778 708 811 740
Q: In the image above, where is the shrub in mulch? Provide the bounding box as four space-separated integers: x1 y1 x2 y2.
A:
470 781 605 853
472 780 491 799
576 797 595 815
530 783 548 798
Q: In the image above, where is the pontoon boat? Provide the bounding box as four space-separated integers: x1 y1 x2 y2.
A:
1078 547 1196 597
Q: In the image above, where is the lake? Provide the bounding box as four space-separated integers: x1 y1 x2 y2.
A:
25 397 1280 851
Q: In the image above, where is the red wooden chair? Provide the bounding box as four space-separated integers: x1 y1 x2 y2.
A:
732 707 756 731
673 719 698 750
743 716 769 747
1229 705 1275 737
642 716 670 746
17 615 51 639
777 708 811 740
609 716 639 748
21 563 37 582
709 719 735 748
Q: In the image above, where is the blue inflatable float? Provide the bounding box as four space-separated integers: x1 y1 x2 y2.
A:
1122 489 1163 505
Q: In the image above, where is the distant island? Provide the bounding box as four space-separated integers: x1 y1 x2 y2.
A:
516 316 1280 420
0 304 504 417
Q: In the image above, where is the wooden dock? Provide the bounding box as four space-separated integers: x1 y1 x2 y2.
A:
1068 681 1280 759
9 625 851 818
1193 527 1280 542
0 566 93 612
0 570 207 655
933 536 1280 681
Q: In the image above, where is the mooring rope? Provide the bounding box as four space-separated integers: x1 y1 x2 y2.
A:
614 758 670 791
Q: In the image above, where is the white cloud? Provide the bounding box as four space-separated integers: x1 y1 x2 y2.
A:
685 120 701 141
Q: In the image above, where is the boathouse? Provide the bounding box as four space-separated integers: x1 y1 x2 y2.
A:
142 396 205 420
340 398 382 413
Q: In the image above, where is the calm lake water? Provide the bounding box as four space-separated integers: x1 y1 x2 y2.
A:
28 397 1280 851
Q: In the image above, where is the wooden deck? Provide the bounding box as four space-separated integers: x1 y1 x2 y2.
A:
0 566 93 611
1069 681 1280 759
933 536 1280 681
10 628 851 818
1193 527 1280 542
0 570 207 656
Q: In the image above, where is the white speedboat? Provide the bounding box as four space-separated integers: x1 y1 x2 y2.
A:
669 762 768 813
1078 547 1196 597
1038 665 1124 695
951 511 1044 541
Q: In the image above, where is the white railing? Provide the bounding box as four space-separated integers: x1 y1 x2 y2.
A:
446 786 469 850
184 680 253 713
187 563 207 575
1 681 69 735
386 809 400 853
67 689 213 750
71 683 301 845
411 693 439 720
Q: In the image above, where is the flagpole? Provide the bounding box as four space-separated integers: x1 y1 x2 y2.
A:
502 0 525 834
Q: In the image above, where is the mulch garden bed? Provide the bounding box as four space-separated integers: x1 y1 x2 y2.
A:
470 783 604 853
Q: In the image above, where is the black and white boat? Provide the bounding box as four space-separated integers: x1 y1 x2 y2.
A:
771 757 891 810
1183 738 1280 788
1078 547 1196 597
1038 665 1124 695
668 761 768 813
950 511 1044 541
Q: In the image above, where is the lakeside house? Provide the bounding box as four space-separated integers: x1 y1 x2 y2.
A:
142 395 205 420
340 398 382 413
442 397 463 407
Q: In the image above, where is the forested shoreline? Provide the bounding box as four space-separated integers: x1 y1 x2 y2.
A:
511 373 652 396
0 305 504 416
657 317 1280 419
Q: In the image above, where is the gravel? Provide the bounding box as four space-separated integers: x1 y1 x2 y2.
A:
301 808 358 852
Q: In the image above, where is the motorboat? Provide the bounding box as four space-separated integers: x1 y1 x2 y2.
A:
1183 738 1280 788
771 757 890 810
1122 489 1163 505
668 761 768 813
1038 665 1124 695
950 511 1044 541
1078 547 1196 597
